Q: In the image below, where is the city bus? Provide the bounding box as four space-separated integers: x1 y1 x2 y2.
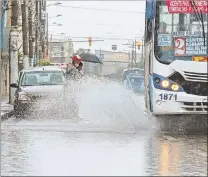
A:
144 0 207 115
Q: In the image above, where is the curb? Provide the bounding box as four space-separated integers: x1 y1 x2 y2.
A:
1 111 14 121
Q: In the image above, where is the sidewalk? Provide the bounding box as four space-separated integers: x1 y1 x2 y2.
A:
1 96 14 120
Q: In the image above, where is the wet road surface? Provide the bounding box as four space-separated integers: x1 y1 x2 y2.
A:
1 80 207 176
1 117 207 176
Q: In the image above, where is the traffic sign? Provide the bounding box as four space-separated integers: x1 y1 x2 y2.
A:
112 45 117 51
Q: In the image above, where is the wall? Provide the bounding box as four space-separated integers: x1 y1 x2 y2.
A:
96 50 141 76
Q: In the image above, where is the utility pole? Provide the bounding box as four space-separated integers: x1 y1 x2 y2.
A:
9 28 19 104
9 0 19 104
11 0 18 26
46 12 49 58
141 36 144 58
42 1 46 59
131 42 134 68
128 50 130 69
35 0 39 66
28 0 33 67
21 0 29 69
39 1 43 60
134 39 137 64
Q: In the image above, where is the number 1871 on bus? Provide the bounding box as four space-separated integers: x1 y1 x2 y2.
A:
159 93 178 101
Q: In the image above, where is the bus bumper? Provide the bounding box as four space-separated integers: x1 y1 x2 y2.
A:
152 89 208 115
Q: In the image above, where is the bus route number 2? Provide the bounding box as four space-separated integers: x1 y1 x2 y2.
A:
159 93 177 101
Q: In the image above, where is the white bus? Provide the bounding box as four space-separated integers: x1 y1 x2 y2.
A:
144 0 207 115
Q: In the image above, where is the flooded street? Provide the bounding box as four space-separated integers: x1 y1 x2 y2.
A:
1 121 207 176
1 78 207 176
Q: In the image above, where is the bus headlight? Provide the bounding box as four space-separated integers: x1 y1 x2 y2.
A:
171 83 179 91
161 80 170 88
153 73 185 92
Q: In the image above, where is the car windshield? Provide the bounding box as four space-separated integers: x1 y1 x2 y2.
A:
154 0 208 64
21 71 65 86
128 76 144 87
123 70 144 80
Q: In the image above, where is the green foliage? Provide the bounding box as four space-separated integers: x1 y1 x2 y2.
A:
39 59 50 66
18 52 23 58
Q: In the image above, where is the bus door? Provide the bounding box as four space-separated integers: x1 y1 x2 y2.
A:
145 49 153 112
145 0 155 112
145 30 153 111
148 50 153 112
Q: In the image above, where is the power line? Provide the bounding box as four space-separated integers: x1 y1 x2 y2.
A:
50 35 143 41
48 21 141 27
56 5 145 14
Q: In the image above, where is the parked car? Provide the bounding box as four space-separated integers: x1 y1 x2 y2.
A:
10 66 77 119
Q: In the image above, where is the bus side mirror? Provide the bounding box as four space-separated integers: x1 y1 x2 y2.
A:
146 0 156 20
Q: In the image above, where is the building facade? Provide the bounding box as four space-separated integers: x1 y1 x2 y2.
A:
95 50 141 76
48 40 74 63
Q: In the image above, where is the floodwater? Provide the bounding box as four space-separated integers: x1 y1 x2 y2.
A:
1 76 207 176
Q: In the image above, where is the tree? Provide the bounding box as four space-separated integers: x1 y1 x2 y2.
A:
39 59 50 66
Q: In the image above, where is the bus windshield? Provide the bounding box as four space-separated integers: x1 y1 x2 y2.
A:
154 0 207 64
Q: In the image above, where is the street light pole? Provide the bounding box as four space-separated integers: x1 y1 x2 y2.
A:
21 0 29 69
141 36 144 58
134 39 137 64
46 12 49 58
28 0 33 67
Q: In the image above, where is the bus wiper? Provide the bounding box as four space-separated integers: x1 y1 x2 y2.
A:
190 1 201 25
190 0 206 46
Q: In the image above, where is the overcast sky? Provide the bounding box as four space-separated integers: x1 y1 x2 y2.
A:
47 1 146 52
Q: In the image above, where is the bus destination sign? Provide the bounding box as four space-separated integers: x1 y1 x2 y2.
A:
166 0 208 13
174 37 207 56
158 34 172 46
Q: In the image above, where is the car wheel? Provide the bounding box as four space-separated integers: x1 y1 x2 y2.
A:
14 110 25 119
14 105 25 119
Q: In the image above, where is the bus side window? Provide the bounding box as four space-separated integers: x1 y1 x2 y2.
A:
145 19 152 42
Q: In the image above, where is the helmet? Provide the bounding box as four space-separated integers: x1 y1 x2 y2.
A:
72 55 83 62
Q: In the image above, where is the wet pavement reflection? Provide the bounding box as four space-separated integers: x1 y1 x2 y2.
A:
1 119 207 176
1 79 207 176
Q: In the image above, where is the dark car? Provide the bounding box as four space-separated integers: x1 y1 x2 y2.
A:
125 74 144 94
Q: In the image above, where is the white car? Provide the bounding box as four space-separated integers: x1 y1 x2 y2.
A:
10 66 78 119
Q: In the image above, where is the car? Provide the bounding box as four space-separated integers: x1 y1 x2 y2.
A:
10 66 74 119
122 68 144 81
125 74 144 94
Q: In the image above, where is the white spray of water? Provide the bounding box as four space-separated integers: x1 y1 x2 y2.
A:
3 76 157 133
66 76 155 131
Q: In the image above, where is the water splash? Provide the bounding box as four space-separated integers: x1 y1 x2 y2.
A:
4 76 157 133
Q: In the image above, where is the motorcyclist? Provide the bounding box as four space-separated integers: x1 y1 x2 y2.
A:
66 55 84 79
